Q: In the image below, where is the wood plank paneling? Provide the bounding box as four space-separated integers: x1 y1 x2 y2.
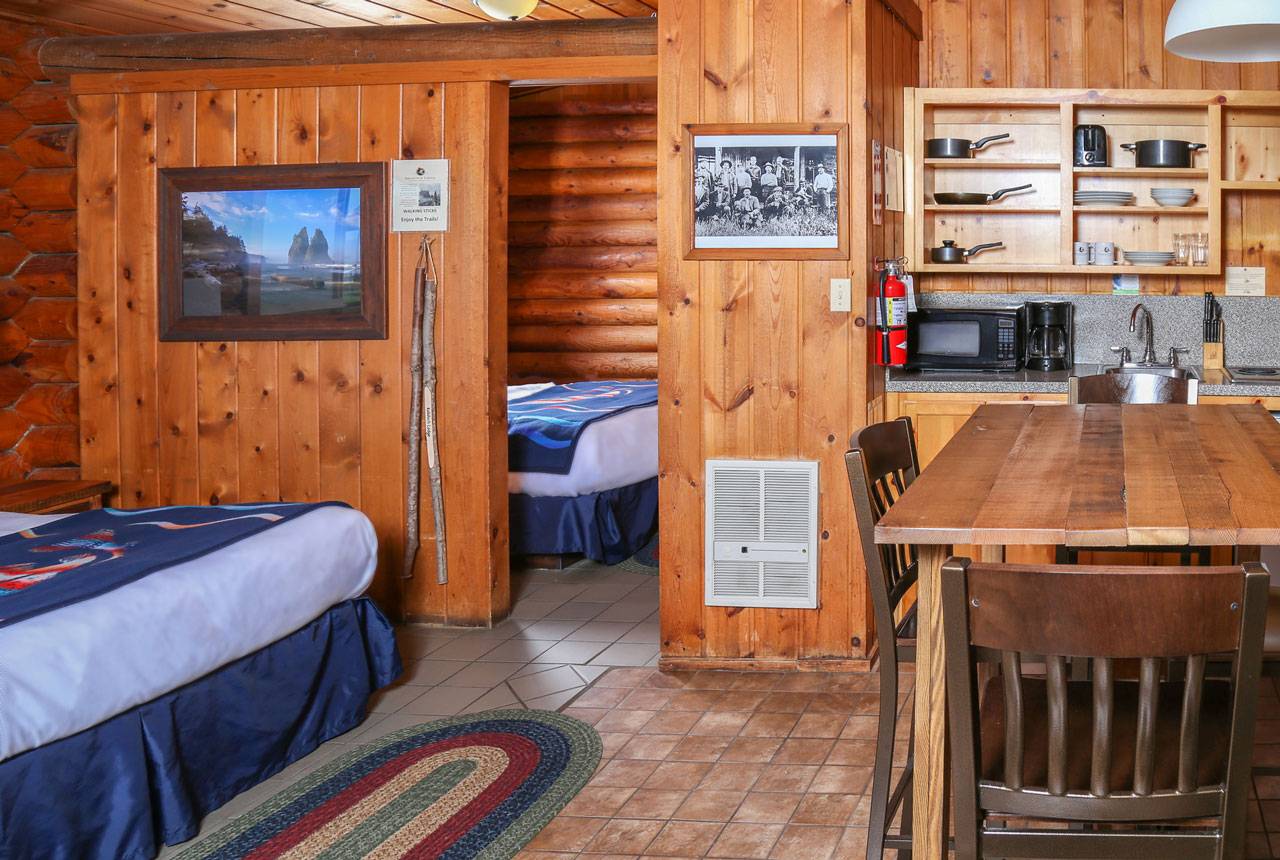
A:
77 76 511 624
920 0 1280 295
507 83 656 381
658 0 919 668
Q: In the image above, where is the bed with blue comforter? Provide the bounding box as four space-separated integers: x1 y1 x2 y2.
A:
0 502 401 860
508 380 659 564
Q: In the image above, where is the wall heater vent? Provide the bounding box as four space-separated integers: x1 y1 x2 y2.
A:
704 459 819 609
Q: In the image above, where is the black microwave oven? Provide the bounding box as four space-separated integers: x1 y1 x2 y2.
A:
905 307 1024 371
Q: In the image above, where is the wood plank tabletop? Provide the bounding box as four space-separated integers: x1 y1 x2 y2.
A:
874 403 1280 547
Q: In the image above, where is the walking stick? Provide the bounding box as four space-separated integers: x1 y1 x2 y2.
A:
403 236 447 585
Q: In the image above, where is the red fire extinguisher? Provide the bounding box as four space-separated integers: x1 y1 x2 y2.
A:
874 257 911 367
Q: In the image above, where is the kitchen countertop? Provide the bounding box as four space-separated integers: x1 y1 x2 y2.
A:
887 364 1280 398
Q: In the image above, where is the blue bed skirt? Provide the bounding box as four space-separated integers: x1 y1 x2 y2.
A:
0 596 402 860
509 476 658 565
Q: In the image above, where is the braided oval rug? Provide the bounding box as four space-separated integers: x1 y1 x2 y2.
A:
176 710 601 860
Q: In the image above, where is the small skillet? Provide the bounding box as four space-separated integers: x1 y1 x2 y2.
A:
926 133 1011 159
933 183 1033 206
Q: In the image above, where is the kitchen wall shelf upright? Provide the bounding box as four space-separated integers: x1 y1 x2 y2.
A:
902 88 1280 277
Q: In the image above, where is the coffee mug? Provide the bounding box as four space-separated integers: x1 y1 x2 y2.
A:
1073 242 1091 266
1094 242 1116 266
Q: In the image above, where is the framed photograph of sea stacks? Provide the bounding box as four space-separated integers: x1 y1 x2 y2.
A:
157 162 387 341
685 123 849 261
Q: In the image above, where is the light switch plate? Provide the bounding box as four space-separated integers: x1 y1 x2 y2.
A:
1226 266 1265 296
830 278 852 312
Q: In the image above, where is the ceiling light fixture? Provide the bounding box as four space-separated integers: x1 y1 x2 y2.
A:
1164 0 1280 62
472 0 539 21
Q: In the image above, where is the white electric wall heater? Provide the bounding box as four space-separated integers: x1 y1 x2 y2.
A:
704 458 819 609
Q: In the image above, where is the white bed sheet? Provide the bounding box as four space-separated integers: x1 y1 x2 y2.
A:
508 403 658 497
0 505 377 762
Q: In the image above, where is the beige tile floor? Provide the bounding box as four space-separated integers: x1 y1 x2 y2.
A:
157 560 659 858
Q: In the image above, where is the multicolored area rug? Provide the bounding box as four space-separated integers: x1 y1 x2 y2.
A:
176 710 601 860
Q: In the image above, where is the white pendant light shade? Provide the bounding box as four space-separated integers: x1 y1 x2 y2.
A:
1164 0 1280 62
472 0 539 20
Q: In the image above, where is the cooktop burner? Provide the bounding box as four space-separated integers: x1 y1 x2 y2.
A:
1226 366 1280 383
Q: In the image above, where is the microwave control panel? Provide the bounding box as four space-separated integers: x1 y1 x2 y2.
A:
997 318 1018 361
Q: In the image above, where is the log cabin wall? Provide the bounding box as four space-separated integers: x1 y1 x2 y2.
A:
508 83 658 382
657 0 920 668
920 0 1280 296
75 77 509 621
0 22 79 481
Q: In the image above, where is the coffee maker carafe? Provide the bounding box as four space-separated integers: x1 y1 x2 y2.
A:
1024 301 1074 372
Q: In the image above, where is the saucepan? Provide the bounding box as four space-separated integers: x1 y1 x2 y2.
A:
930 240 1004 264
926 133 1011 159
933 183 1033 205
1120 139 1207 169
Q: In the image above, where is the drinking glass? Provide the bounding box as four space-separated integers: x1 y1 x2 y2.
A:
1191 232 1209 267
1172 233 1190 266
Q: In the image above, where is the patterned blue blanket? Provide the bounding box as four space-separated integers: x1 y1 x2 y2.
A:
508 380 658 475
0 502 345 629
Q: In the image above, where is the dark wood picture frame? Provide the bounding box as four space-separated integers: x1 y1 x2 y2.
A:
157 162 388 341
684 122 850 261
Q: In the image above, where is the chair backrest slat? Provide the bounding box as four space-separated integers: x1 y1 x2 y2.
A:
1133 657 1160 796
1046 655 1068 796
1090 656 1114 797
1001 651 1024 790
1179 653 1207 794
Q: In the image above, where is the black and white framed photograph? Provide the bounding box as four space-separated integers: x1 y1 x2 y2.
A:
685 123 848 260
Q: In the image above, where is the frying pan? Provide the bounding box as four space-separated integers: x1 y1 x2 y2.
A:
933 183 1033 206
926 133 1011 159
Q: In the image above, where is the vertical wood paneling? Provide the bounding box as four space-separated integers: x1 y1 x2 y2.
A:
155 91 200 505
234 88 281 503
276 86 322 503
114 92 160 507
659 0 918 666
75 93 120 489
194 90 239 505
78 75 510 625
315 86 363 509
922 0 1280 296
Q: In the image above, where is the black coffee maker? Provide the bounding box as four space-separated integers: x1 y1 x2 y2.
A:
1024 301 1074 372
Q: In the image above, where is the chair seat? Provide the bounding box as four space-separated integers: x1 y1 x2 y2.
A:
1268 586 1280 655
979 675 1233 794
893 603 917 662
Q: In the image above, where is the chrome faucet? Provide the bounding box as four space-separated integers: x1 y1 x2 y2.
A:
1129 303 1158 365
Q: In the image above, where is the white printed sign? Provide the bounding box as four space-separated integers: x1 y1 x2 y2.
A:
391 159 449 232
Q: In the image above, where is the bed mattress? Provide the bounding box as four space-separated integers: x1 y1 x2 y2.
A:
0 505 377 762
508 401 658 497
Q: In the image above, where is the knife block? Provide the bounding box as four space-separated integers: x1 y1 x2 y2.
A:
1203 342 1224 371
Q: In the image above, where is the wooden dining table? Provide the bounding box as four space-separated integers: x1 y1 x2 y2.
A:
874 402 1280 859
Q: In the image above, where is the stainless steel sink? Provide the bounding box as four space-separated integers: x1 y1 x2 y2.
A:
1105 364 1197 380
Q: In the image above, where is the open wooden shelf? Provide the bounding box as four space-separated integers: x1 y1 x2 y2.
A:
923 159 1061 169
1074 167 1208 177
1071 206 1208 214
904 88 1249 277
925 204 1059 213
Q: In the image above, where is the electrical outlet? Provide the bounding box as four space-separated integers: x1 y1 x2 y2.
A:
830 278 852 312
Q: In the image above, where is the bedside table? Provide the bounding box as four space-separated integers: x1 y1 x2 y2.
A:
0 480 115 514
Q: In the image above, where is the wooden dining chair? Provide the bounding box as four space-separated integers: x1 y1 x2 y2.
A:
1068 372 1198 404
845 417 921 859
942 558 1268 859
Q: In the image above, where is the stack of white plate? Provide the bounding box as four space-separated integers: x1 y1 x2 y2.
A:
1074 190 1136 206
1150 187 1196 207
1123 250 1175 266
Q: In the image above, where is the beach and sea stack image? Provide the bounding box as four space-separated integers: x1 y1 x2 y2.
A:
180 186 363 318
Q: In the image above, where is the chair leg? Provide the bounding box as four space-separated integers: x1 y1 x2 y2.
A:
866 658 899 860
897 715 914 860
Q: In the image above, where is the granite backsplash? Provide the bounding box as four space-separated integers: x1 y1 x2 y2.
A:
916 292 1280 367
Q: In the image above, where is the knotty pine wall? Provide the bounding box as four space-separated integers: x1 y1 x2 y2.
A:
921 0 1280 295
76 79 509 621
508 83 657 382
658 0 919 668
0 21 79 481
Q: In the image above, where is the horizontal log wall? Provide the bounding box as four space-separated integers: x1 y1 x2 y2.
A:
77 77 510 623
0 20 78 481
508 83 657 382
